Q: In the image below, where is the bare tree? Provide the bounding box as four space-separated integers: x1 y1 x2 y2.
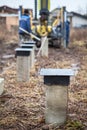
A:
84 4 87 16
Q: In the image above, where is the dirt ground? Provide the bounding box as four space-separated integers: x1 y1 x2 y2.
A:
0 41 87 130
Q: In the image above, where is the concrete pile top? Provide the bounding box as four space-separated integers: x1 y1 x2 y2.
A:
24 41 36 44
20 44 35 47
40 68 75 76
0 78 4 82
15 48 32 51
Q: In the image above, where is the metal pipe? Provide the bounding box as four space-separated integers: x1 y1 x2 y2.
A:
19 27 41 41
35 0 37 20
37 36 47 57
19 6 22 20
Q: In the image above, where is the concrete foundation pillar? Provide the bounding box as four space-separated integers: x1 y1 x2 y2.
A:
24 41 36 52
20 44 35 68
0 78 4 95
40 69 74 125
15 48 32 82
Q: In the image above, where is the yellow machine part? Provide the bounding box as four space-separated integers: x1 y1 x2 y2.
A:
38 0 50 10
61 7 64 23
52 10 61 27
36 0 51 37
52 19 59 27
29 10 33 28
48 25 52 33
36 25 52 37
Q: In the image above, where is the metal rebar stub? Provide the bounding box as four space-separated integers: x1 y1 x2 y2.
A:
0 78 4 95
40 68 74 125
15 48 32 82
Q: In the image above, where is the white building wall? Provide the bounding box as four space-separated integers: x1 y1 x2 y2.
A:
72 16 87 27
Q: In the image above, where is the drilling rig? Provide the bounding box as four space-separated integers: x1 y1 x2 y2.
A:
35 0 70 48
19 0 70 48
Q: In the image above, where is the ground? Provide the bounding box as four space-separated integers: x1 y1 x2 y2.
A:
0 40 87 130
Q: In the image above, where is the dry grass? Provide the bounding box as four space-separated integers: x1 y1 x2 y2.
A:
0 45 87 129
0 24 87 129
70 28 87 43
1 23 87 44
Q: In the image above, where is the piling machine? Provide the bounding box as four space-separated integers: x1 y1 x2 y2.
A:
35 0 70 48
19 0 70 48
